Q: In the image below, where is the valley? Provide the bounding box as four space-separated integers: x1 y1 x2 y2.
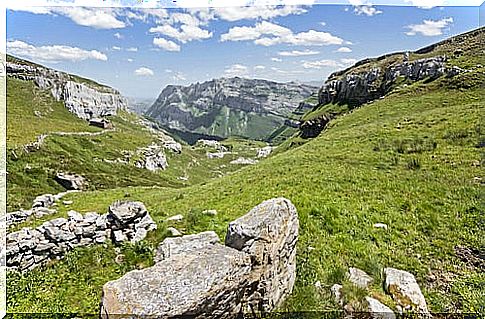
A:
5 25 485 317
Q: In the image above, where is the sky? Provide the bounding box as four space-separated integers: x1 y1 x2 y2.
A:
5 0 484 99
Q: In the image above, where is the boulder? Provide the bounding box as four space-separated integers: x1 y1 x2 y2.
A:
108 201 147 226
101 245 254 319
154 231 220 263
166 214 183 222
225 198 299 312
167 227 182 237
257 146 273 158
32 194 55 208
331 284 344 306
55 173 86 190
384 267 429 313
348 267 374 289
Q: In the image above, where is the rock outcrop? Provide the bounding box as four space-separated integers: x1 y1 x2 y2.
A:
6 201 157 272
134 143 168 171
55 173 86 190
146 77 317 140
100 198 299 318
7 59 127 120
384 267 429 314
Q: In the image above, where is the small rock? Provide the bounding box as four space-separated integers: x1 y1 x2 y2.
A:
67 210 83 222
202 209 218 216
55 173 86 190
314 281 322 289
167 227 182 237
331 284 344 306
365 297 396 319
114 254 125 265
348 267 374 289
374 223 388 230
108 201 147 225
384 267 429 313
166 214 183 222
113 230 128 243
63 200 73 205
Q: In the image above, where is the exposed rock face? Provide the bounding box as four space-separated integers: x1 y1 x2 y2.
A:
146 77 317 140
318 56 462 107
134 143 168 171
365 297 396 319
7 61 127 120
384 267 429 314
299 115 331 139
100 198 299 318
55 173 86 190
6 201 157 272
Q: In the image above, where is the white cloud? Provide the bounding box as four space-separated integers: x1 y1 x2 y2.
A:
348 0 382 16
7 40 107 63
221 21 344 47
341 58 358 65
336 46 352 53
405 0 445 9
127 58 134 62
150 24 212 43
405 17 453 36
320 21 327 26
254 65 266 70
272 57 283 62
112 46 121 51
126 47 138 52
153 37 181 51
165 69 173 73
278 49 320 56
210 5 307 22
134 67 154 76
301 59 338 69
224 64 249 77
114 32 123 39
221 21 292 42
54 7 126 29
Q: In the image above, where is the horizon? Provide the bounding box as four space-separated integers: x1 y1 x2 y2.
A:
6 3 483 99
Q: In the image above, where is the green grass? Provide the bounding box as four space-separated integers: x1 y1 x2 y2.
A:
8 73 484 314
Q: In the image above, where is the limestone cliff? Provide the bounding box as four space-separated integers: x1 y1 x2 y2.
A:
6 56 128 120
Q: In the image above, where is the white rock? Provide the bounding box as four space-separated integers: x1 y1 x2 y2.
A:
365 297 396 319
230 157 258 165
67 210 84 222
63 200 73 205
202 209 218 216
331 284 344 306
374 223 388 230
384 267 429 313
348 267 374 289
166 214 184 222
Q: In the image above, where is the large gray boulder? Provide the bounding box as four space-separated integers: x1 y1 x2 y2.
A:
107 201 147 226
100 198 299 318
55 173 86 190
384 267 429 313
101 244 255 318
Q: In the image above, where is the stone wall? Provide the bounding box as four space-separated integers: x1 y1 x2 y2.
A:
100 198 299 318
6 201 156 272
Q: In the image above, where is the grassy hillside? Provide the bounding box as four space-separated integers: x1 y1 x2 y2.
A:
6 72 267 212
8 59 484 315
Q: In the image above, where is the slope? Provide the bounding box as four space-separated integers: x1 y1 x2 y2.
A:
8 36 484 315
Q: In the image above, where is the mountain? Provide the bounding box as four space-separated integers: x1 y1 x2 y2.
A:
146 77 317 141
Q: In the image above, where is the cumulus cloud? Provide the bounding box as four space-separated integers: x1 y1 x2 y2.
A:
221 21 344 47
54 7 126 29
405 0 445 9
348 0 382 16
278 49 320 56
336 46 352 52
254 65 266 70
271 57 283 62
224 64 249 77
114 32 123 39
153 37 181 51
405 17 453 36
301 59 339 69
7 40 107 63
149 24 212 43
126 47 138 52
112 46 121 51
134 67 154 76
211 5 307 21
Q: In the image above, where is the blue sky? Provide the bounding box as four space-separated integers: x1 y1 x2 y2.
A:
6 1 482 99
